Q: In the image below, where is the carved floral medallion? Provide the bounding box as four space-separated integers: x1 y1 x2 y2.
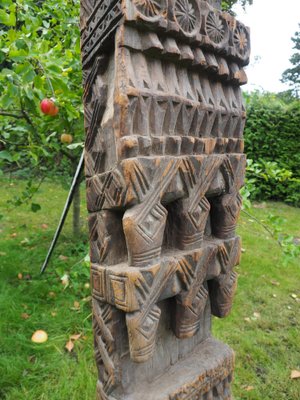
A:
206 11 226 44
174 0 198 34
133 0 167 18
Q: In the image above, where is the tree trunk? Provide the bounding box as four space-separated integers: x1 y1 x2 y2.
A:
73 181 81 237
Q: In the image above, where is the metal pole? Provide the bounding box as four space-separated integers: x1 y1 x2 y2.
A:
40 150 84 274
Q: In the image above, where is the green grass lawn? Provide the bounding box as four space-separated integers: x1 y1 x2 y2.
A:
0 178 299 400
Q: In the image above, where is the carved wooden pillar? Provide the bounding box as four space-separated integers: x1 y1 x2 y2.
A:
80 1 250 399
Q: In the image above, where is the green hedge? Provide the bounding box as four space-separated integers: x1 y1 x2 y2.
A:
244 92 300 178
244 93 300 206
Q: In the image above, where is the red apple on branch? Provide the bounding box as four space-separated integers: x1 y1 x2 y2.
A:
40 98 59 116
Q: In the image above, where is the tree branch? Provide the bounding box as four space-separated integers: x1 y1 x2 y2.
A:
19 99 38 135
0 111 23 119
241 209 283 247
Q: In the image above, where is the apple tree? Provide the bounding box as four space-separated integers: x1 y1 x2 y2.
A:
0 0 83 235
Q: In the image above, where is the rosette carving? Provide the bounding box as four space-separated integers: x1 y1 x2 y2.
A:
233 23 250 58
133 0 167 18
174 0 199 34
206 11 227 44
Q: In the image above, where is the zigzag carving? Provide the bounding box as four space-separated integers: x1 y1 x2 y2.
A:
81 0 123 67
86 154 246 212
90 237 241 312
93 300 118 399
115 48 246 148
121 25 248 82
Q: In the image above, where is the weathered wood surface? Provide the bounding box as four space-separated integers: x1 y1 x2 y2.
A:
80 0 250 398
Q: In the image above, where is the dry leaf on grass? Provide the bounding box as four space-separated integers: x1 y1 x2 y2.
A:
17 273 23 280
31 330 48 343
41 224 48 229
291 370 300 379
65 340 74 352
70 334 81 341
65 333 82 352
244 385 254 391
59 255 68 261
21 313 30 320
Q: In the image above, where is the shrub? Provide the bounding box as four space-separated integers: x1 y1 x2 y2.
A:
244 92 300 179
244 92 300 206
245 159 300 207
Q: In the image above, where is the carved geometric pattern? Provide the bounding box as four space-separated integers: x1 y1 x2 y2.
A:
81 0 122 67
86 169 127 212
209 270 238 318
126 260 177 362
90 236 241 312
93 300 118 398
174 247 214 338
117 48 246 151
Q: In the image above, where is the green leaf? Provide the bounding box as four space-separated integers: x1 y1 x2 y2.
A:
33 75 44 90
0 9 16 26
31 203 41 212
0 150 13 161
67 142 84 150
23 67 36 83
1 93 15 108
9 49 28 61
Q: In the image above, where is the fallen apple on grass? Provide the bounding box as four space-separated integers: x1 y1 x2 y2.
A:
31 330 48 343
